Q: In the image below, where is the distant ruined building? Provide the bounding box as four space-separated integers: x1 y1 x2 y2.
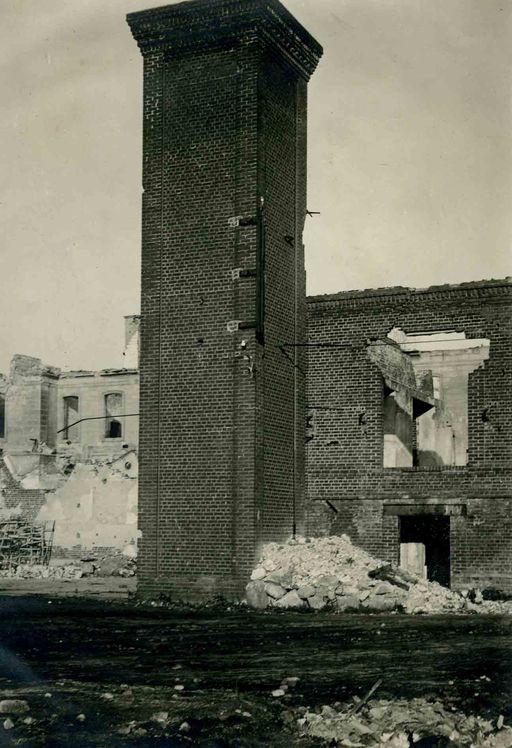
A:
0 317 140 558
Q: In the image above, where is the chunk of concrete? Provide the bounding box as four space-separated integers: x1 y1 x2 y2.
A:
316 574 338 588
274 589 306 609
250 566 267 581
375 582 394 596
308 593 327 610
266 569 293 589
264 582 286 600
362 594 398 612
318 585 336 601
245 581 269 610
297 584 316 599
336 594 360 612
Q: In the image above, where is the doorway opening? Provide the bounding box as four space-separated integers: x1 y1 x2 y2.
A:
399 515 451 588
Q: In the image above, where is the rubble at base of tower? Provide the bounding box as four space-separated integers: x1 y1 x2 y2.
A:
245 535 512 615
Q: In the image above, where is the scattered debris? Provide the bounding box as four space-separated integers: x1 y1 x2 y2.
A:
298 698 512 747
0 700 29 715
0 552 136 579
247 535 512 615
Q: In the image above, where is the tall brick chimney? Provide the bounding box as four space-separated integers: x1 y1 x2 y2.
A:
127 0 322 600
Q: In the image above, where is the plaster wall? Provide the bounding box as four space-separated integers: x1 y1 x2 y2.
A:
57 371 139 454
36 462 138 556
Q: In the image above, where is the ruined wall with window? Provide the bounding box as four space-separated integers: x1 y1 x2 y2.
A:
306 278 512 593
0 317 140 558
57 370 139 458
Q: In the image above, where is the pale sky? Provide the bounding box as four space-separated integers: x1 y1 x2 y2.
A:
1 0 511 374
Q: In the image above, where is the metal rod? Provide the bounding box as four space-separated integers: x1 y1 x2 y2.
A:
56 413 139 435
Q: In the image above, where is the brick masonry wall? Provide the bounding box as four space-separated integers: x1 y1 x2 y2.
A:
259 55 307 547
1 462 47 521
138 44 255 600
306 279 512 591
128 1 322 601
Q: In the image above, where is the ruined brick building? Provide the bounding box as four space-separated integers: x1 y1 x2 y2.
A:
3 0 509 596
306 279 512 593
125 0 511 600
0 318 140 558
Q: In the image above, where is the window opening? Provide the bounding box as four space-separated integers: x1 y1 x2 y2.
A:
105 393 123 438
377 329 490 468
63 396 80 441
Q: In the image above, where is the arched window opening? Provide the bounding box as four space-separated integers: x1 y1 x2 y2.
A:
105 393 123 439
63 396 80 441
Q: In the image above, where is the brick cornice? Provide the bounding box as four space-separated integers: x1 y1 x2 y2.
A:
127 0 323 79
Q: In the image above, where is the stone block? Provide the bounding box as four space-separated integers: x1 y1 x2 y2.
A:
245 581 269 610
336 594 360 612
308 593 327 610
264 582 286 600
274 589 306 609
250 567 267 581
362 594 398 612
297 584 316 599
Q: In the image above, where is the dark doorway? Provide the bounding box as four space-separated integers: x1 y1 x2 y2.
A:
400 515 451 587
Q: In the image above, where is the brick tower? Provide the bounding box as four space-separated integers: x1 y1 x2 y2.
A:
127 0 322 600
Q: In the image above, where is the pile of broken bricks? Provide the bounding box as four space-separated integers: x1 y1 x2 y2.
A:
245 535 512 615
298 696 512 747
0 553 136 580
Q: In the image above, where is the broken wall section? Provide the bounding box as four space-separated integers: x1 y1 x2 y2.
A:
36 453 138 559
367 340 435 468
388 329 490 468
0 453 138 560
306 278 512 592
4 355 61 481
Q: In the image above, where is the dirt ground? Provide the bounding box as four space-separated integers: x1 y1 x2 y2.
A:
0 594 511 746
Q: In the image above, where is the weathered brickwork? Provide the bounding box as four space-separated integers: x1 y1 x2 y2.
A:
0 462 46 520
127 0 322 600
306 279 512 592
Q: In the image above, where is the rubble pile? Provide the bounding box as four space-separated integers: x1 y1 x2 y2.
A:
298 698 512 747
0 564 83 580
245 535 512 614
0 552 136 580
